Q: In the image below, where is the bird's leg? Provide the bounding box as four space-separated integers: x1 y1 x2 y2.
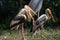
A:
40 25 43 35
32 25 36 33
40 25 44 31
21 23 25 40
40 25 45 38
32 25 38 35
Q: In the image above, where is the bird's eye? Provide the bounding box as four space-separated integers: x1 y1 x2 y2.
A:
35 21 39 25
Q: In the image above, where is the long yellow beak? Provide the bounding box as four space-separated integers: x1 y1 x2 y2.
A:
24 5 37 16
46 8 55 22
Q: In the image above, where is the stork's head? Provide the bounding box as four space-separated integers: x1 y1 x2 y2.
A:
46 8 55 22
24 5 37 15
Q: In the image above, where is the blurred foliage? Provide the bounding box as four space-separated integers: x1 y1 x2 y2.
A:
0 0 60 29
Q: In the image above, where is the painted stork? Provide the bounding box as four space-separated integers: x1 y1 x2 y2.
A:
31 8 55 35
10 0 43 40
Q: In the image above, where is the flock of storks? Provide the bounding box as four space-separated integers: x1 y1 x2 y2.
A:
10 0 55 40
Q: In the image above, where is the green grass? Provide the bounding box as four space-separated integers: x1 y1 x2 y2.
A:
0 28 60 40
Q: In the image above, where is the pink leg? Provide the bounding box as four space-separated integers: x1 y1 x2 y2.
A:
21 23 25 40
32 25 37 33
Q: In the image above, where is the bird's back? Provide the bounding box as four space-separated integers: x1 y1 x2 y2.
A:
34 14 48 26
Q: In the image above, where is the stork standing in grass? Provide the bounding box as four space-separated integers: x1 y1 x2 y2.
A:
10 5 37 40
31 8 55 35
10 0 43 40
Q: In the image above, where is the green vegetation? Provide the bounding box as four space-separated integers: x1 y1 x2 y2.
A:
0 29 60 40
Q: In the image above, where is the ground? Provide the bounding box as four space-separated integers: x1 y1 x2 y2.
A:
0 28 60 40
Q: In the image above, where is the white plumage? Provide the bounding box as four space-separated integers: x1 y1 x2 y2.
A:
34 14 49 27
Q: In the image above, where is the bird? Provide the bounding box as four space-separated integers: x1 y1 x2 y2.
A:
10 8 27 30
10 5 37 30
31 8 55 34
10 5 38 40
10 0 43 40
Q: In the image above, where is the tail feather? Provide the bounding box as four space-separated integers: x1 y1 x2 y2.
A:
10 16 26 28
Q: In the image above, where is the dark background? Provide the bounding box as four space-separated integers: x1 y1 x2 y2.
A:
0 0 60 29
